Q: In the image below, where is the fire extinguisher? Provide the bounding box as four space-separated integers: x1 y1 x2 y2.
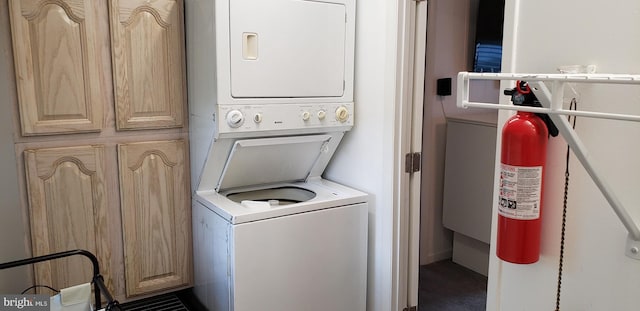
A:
497 81 558 264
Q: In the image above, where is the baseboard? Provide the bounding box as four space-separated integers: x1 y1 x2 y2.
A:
420 248 452 265
451 232 490 276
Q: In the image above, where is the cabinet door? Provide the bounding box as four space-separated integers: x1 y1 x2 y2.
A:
109 0 186 130
118 140 191 296
442 120 497 243
24 145 111 291
8 0 106 135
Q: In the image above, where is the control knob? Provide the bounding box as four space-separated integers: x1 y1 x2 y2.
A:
302 111 311 121
335 106 350 122
226 110 245 128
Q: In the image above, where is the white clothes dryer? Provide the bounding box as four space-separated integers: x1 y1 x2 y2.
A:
192 134 368 311
185 1 365 309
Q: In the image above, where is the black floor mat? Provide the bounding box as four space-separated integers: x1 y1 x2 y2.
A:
119 292 190 311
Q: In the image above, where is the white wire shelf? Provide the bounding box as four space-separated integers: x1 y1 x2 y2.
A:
457 72 640 122
457 71 640 260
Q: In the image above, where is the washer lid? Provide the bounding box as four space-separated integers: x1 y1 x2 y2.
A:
216 135 333 192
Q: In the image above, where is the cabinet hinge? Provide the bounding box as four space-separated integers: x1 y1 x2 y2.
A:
403 306 417 311
405 152 421 173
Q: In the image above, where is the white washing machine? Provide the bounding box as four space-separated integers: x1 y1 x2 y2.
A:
192 134 368 311
185 0 365 310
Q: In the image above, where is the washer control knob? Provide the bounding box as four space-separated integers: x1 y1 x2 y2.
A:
253 113 263 123
226 110 245 128
301 111 311 121
335 106 349 122
317 110 326 120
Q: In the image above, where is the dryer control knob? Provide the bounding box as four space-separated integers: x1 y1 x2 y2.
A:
335 106 350 122
226 110 245 128
317 110 326 120
301 111 311 121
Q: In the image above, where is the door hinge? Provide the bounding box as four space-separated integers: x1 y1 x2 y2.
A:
403 306 417 311
405 152 421 173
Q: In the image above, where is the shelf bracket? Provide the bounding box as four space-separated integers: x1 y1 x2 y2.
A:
457 71 640 260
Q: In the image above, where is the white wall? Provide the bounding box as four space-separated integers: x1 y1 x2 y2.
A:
323 1 399 310
488 1 640 310
0 1 31 293
421 0 469 266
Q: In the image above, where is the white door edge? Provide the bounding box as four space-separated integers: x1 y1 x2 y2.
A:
392 0 427 310
408 1 427 309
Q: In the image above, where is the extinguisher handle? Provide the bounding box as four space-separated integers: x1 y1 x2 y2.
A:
536 113 559 137
504 82 559 137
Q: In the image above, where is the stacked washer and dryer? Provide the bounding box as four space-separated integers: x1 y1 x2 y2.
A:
185 0 367 310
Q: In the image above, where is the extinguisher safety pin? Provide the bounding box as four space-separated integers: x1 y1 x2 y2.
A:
515 80 532 94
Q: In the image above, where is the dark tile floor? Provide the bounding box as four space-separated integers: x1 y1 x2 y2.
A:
418 259 488 311
174 289 208 311
132 259 487 311
117 289 206 311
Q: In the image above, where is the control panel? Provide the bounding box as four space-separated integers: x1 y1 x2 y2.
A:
217 103 354 135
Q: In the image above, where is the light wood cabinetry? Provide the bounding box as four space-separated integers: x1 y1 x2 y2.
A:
8 0 191 301
118 140 191 296
9 0 185 134
8 0 107 136
24 145 112 291
109 0 186 130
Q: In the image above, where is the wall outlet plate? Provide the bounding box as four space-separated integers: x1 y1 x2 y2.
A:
437 77 452 96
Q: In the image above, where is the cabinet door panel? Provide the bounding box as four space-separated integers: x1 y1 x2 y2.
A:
9 0 105 135
118 140 191 296
24 145 111 291
110 0 186 130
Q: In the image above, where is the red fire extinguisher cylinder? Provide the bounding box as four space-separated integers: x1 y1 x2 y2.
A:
497 111 548 264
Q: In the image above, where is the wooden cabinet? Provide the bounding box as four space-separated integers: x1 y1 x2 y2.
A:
8 0 107 135
23 140 192 299
8 0 191 302
24 145 112 291
109 0 186 130
9 0 185 134
118 140 191 296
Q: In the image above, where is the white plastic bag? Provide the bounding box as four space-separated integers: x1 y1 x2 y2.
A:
49 283 92 311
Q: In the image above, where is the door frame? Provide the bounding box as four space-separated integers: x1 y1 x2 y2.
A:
393 0 428 310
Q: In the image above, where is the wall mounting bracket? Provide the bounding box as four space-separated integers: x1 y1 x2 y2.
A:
457 71 640 260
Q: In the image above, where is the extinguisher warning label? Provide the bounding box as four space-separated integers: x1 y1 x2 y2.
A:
498 164 542 220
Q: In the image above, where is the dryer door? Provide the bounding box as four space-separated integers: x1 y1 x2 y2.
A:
229 0 347 98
